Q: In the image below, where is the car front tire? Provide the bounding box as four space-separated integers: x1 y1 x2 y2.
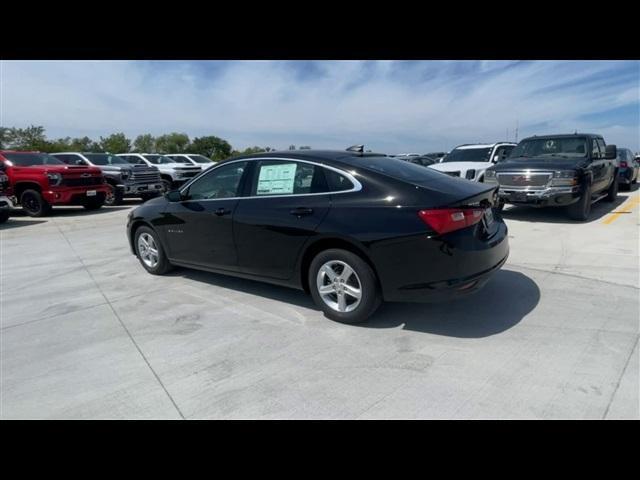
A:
605 175 618 202
105 184 124 206
0 211 9 224
134 226 173 275
567 183 591 221
308 248 381 324
20 189 51 217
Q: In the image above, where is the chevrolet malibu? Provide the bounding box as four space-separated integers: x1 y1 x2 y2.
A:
127 149 509 323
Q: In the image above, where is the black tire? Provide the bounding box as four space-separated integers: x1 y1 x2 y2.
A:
620 182 631 191
308 248 382 324
104 184 124 206
605 175 618 202
494 200 505 212
20 189 51 217
0 210 9 224
134 226 173 275
566 183 591 221
83 198 104 210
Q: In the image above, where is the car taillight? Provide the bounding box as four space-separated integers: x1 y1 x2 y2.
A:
418 208 484 235
620 161 628 168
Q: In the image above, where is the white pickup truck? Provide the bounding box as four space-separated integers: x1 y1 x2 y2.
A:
166 154 217 170
428 143 516 182
117 153 202 191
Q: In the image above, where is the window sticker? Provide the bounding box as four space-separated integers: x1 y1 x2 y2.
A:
257 163 297 195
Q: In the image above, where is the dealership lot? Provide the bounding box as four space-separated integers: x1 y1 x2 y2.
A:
1 191 638 419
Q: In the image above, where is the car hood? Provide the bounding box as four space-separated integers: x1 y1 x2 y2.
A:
429 161 492 172
493 156 589 171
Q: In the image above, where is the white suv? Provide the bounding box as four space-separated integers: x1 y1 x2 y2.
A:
117 153 202 190
166 154 217 170
428 143 516 182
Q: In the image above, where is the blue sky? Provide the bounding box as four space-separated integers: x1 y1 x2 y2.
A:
1 60 638 152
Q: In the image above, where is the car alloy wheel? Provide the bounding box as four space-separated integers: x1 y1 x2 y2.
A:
137 232 159 268
316 260 363 313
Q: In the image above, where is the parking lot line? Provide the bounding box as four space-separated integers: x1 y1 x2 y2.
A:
602 194 640 225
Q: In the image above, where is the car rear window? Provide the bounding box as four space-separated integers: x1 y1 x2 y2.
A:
345 156 448 183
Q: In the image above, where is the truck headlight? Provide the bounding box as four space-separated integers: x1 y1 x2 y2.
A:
551 170 578 186
484 169 498 183
465 169 476 180
46 172 62 186
121 169 132 180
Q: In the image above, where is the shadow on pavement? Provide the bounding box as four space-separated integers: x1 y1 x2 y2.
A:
0 219 48 229
174 267 539 339
501 193 630 224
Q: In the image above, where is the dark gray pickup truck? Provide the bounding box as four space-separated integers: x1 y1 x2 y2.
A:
484 133 618 221
52 152 164 205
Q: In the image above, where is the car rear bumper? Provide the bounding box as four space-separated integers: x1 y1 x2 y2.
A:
496 185 581 207
372 220 510 302
42 185 111 204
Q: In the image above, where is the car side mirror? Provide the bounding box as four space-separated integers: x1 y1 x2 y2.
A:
493 155 500 163
604 144 617 160
76 159 85 165
165 190 183 202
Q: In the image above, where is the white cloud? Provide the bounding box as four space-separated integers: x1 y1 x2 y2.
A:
1 60 638 152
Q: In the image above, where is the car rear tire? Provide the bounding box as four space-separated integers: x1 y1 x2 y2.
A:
161 179 173 193
0 211 9 224
605 176 618 202
308 248 381 324
20 189 51 217
105 184 123 206
134 226 173 275
566 184 591 221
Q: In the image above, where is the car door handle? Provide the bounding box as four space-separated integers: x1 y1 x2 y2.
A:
289 207 314 217
213 207 231 216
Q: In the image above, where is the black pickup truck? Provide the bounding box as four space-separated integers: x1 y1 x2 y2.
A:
484 133 618 220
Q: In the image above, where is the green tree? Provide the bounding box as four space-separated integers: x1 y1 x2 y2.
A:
4 125 49 151
0 127 10 149
133 134 156 153
241 146 266 155
47 137 72 152
68 136 98 152
191 135 232 161
99 133 131 154
155 132 190 154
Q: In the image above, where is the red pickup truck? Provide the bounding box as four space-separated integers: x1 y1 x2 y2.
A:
0 150 110 217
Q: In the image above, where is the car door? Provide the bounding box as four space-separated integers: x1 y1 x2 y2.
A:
233 159 332 280
161 161 249 271
596 138 614 190
589 138 607 192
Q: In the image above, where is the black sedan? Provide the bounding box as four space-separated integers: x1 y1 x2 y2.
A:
126 149 509 323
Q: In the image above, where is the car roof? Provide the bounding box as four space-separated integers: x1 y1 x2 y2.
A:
453 143 516 150
226 149 390 169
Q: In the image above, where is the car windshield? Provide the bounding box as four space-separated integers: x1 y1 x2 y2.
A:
143 154 176 165
84 153 130 165
510 137 587 158
441 147 492 163
189 155 214 164
2 152 65 166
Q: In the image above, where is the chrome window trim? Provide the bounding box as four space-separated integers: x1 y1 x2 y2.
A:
178 157 363 202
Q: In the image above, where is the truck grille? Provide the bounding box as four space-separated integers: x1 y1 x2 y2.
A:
131 171 161 183
497 172 552 190
62 176 104 187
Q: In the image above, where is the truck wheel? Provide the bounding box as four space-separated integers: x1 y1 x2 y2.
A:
605 176 619 202
0 211 9 224
308 248 382 324
105 185 124 206
134 226 173 275
566 185 591 221
20 189 51 217
494 199 505 212
83 198 104 210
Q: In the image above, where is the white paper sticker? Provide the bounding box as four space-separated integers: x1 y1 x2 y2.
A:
257 163 297 195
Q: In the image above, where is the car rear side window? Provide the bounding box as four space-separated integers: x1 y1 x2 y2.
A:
252 160 329 196
54 154 84 165
324 168 355 192
347 156 447 183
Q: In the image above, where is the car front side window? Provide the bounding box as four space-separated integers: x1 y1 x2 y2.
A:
185 161 248 200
